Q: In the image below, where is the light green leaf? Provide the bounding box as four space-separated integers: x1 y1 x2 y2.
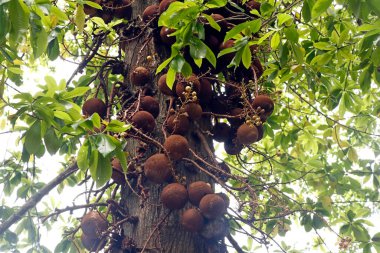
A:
75 4 85 33
205 0 227 8
277 13 293 26
105 120 131 133
77 139 90 171
224 19 261 42
271 32 280 50
242 44 252 69
95 134 117 157
312 0 333 19
61 87 90 100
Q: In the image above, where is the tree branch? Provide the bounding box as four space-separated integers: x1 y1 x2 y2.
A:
0 163 79 235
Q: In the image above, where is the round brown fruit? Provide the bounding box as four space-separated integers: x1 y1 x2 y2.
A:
140 96 160 118
199 78 213 104
144 154 172 184
228 107 244 126
256 124 264 141
81 233 106 251
184 102 202 120
113 0 132 18
236 123 259 145
211 123 231 142
130 66 150 86
251 95 274 118
82 98 107 118
245 0 261 12
111 158 125 185
142 4 159 23
131 111 156 133
160 27 176 45
81 211 108 238
158 74 176 96
163 134 189 161
176 75 201 99
188 181 213 206
181 208 205 232
199 194 226 219
218 162 231 181
217 192 230 209
224 136 243 155
166 114 190 135
159 0 176 13
161 183 188 210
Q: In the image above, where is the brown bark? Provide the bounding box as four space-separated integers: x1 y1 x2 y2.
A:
117 1 226 253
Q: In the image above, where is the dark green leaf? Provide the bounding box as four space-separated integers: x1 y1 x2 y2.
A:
224 19 261 42
77 139 90 171
24 121 44 155
47 37 60 61
30 13 48 59
95 154 112 187
44 127 60 155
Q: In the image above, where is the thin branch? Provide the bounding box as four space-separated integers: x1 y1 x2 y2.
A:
0 163 79 235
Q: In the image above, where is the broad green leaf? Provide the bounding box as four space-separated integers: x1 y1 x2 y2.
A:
242 44 252 69
189 37 207 59
44 127 60 155
95 134 117 157
84 0 102 10
115 149 128 172
312 0 333 19
224 19 261 42
277 13 293 26
271 32 280 50
30 13 48 59
313 42 335 51
95 154 112 187
105 120 131 133
24 121 43 155
202 14 221 32
166 66 176 89
61 87 90 100
302 0 312 22
75 4 85 33
47 37 60 61
77 140 90 171
205 0 227 8
9 0 29 45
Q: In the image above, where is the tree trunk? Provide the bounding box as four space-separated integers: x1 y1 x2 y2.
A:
117 1 226 253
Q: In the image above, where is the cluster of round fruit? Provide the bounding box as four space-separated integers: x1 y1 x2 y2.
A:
161 181 229 238
83 0 132 23
80 211 108 251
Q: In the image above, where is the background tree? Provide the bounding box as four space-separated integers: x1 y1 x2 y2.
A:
0 0 380 253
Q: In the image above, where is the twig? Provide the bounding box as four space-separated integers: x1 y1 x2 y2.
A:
0 163 79 235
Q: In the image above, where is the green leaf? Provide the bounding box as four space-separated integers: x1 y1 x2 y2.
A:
105 120 131 133
372 232 380 242
156 56 174 74
284 27 299 43
115 148 128 172
359 68 372 93
224 19 261 42
367 0 380 17
302 0 312 22
310 52 332 65
84 0 102 10
95 154 112 187
61 87 90 100
9 0 29 45
75 4 85 33
205 0 227 8
202 14 221 32
353 224 370 242
277 13 293 26
312 0 333 19
313 42 335 51
205 44 216 67
0 5 9 44
77 139 90 171
271 32 280 50
30 13 48 59
242 44 252 69
166 66 176 89
312 214 325 229
95 134 117 157
43 127 60 155
24 121 44 155
189 37 207 59
47 37 60 61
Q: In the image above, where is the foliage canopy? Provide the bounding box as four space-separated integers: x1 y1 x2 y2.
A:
0 0 380 252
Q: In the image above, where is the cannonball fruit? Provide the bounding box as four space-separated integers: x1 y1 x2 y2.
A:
251 95 274 117
160 27 176 45
212 123 231 142
130 66 150 86
166 114 189 135
199 78 213 103
113 0 132 18
184 102 202 120
224 137 243 155
188 181 213 206
81 233 106 251
142 4 159 23
181 208 205 232
131 111 156 133
144 154 171 184
140 96 160 118
161 183 188 210
81 211 108 238
236 123 259 145
111 158 125 185
199 194 226 219
163 135 189 161
82 98 107 118
159 0 176 13
158 74 176 96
